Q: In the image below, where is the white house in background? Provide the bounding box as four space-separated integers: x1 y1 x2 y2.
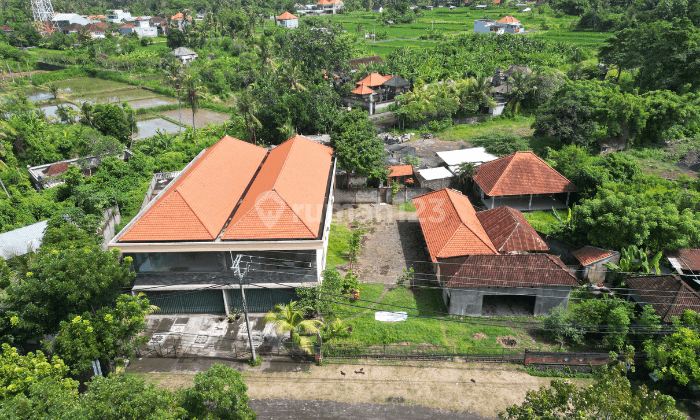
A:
437 148 498 174
106 9 132 23
276 11 299 28
52 13 89 30
170 47 198 65
372 5 383 12
474 16 524 34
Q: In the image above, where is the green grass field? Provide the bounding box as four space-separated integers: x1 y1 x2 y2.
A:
326 224 352 267
522 209 568 234
329 285 558 352
437 115 533 142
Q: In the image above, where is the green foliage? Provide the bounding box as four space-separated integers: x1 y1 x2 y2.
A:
543 305 584 349
6 247 134 336
263 301 323 351
52 294 151 374
525 366 596 379
180 363 256 420
470 132 531 156
500 361 685 420
297 267 355 317
561 295 636 350
604 245 662 281
330 109 385 183
644 327 700 388
90 104 132 144
0 344 75 402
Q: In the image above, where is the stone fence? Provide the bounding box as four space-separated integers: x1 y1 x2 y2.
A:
334 187 431 204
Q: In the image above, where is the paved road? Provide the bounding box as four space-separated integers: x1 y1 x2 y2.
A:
248 399 492 420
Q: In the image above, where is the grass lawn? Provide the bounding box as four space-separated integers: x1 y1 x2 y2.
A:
326 224 352 267
437 115 533 142
397 201 416 212
522 209 568 234
330 285 558 352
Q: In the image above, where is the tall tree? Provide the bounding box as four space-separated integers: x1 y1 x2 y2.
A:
263 301 323 348
645 324 700 388
235 87 262 145
180 72 207 144
330 109 385 187
180 363 257 419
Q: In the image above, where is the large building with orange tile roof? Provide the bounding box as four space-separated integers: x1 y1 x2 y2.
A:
412 188 576 316
108 135 336 314
317 0 344 14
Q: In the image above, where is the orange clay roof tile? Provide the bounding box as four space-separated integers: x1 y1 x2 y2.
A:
356 73 390 87
388 165 413 177
572 246 617 266
413 189 498 262
277 11 298 19
351 83 375 95
497 15 519 23
473 151 577 196
222 135 333 240
119 136 267 242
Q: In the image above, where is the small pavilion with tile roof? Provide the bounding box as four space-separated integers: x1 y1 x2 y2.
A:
572 246 620 283
109 135 336 314
473 151 577 211
276 11 298 28
476 206 549 253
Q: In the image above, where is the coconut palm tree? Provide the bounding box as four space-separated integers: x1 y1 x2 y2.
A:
506 70 534 115
456 162 476 191
277 61 307 92
255 36 277 74
263 301 323 350
235 87 262 145
468 74 495 112
180 73 207 144
163 61 184 142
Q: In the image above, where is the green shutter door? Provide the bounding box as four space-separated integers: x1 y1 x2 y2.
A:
228 288 298 313
144 290 226 314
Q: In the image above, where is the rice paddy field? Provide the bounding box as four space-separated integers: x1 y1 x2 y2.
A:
320 8 609 57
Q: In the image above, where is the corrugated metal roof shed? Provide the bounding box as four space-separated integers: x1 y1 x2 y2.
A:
0 220 48 259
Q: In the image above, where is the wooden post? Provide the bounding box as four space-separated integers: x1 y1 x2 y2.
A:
566 192 570 206
5 61 14 83
16 63 23 79
26 62 32 84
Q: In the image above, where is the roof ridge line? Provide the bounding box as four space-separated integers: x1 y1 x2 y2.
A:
485 152 516 196
276 190 317 236
177 190 216 238
446 189 497 254
270 136 299 192
499 211 520 252
526 150 576 185
225 190 272 234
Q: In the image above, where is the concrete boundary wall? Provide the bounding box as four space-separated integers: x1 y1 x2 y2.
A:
333 187 432 204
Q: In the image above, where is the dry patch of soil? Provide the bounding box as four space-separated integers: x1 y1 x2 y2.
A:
141 361 594 418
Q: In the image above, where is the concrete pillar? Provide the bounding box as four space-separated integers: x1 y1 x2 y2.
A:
529 194 532 211
222 289 231 317
566 192 570 206
491 196 495 209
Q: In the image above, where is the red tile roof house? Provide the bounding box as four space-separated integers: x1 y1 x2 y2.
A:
108 135 336 315
472 151 578 212
413 188 577 316
625 275 700 322
387 164 414 185
572 245 620 283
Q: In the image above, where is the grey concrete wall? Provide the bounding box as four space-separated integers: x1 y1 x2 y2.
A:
417 176 456 191
333 187 432 204
586 253 620 283
100 205 122 249
447 286 571 317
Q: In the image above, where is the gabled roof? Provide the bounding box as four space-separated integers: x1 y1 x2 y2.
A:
349 56 383 70
356 73 391 87
351 83 375 95
473 151 577 196
119 137 267 242
572 246 617 266
277 11 298 20
665 249 700 273
84 23 106 32
222 135 333 240
388 165 413 177
328 0 344 4
120 22 135 28
44 162 70 176
413 189 498 262
626 275 700 322
498 15 519 23
317 0 330 4
440 254 578 288
476 206 548 252
382 74 410 88
170 47 197 56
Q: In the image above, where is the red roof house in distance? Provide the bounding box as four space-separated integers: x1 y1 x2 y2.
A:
388 165 414 185
356 73 391 87
276 11 298 28
626 275 700 322
413 188 498 264
438 254 578 316
476 206 548 253
317 0 344 14
473 151 577 211
109 135 336 314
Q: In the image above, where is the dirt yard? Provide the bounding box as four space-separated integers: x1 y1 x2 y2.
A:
333 204 434 284
142 360 594 418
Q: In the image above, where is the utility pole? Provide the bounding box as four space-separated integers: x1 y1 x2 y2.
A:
232 254 256 361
